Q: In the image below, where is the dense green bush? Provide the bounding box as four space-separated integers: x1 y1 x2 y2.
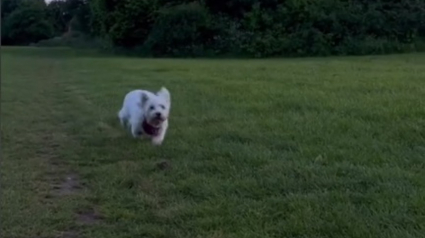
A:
235 0 425 57
3 0 425 57
34 31 105 49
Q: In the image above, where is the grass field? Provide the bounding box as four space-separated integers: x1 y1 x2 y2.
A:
1 47 425 238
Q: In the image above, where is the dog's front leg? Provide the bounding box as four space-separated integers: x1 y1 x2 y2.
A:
130 119 143 138
131 126 141 138
152 120 168 146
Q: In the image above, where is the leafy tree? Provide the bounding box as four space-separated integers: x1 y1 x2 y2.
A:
144 2 214 56
2 0 54 45
90 0 158 47
1 0 23 20
46 0 91 35
47 0 72 34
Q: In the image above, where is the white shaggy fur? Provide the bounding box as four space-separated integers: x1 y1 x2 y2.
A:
118 87 171 146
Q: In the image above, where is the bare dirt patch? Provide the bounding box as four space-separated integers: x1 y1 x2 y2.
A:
156 159 172 171
77 209 103 225
34 126 103 233
51 173 82 196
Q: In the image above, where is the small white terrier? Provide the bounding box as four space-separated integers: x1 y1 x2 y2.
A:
118 87 171 146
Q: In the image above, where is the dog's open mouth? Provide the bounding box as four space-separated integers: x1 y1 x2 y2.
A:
142 120 161 136
148 117 165 127
154 116 166 123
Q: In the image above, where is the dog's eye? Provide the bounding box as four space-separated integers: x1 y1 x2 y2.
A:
159 105 165 109
149 105 155 110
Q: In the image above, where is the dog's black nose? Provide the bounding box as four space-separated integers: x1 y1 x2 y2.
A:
155 112 161 118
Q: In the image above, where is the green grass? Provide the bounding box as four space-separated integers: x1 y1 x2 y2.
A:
1 47 425 238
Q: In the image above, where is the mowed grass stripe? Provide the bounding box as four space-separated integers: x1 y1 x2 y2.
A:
1 47 424 238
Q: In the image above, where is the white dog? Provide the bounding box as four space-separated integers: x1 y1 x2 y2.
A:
118 87 171 146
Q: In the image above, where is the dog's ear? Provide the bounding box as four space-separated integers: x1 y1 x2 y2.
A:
157 87 170 103
138 92 149 107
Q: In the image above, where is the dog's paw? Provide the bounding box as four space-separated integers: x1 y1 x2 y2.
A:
132 131 142 138
152 138 163 146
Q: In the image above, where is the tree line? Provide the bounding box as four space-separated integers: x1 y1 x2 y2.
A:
2 0 425 57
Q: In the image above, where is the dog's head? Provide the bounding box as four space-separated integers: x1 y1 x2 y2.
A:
140 87 171 127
